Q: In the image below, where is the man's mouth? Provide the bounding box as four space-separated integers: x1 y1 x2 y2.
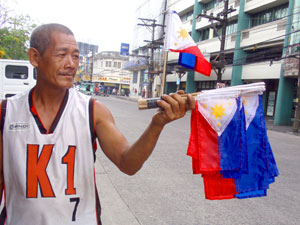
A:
59 72 74 77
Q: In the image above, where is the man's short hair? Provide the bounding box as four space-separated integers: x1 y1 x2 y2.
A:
30 23 74 56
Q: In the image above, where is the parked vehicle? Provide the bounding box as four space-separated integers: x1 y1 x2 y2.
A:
0 59 36 100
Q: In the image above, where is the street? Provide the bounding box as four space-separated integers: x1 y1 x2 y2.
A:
95 96 300 225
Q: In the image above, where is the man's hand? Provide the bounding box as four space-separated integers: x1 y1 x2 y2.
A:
152 90 195 127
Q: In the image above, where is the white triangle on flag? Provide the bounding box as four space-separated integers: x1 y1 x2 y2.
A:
197 96 238 136
241 94 260 130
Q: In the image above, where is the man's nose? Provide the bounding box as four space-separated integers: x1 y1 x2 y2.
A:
65 55 76 69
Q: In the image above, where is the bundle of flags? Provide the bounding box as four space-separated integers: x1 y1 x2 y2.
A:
163 10 211 76
187 82 279 200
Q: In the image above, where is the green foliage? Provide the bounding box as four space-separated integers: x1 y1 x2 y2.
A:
0 3 37 60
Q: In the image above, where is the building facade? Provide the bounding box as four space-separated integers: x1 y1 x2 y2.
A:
164 0 299 125
125 0 299 125
91 51 131 95
124 0 166 99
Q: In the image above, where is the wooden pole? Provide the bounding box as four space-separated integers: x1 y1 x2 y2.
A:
161 51 168 96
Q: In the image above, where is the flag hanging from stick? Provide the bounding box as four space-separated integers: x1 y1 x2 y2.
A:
187 82 279 200
163 10 211 76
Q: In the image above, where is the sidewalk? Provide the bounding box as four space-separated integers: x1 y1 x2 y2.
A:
265 117 300 136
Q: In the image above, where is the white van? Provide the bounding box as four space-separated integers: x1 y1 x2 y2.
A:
0 59 36 100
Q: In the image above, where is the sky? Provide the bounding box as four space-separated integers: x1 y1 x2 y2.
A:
6 0 141 52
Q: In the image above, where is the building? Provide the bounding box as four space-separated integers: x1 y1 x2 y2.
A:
77 42 98 56
126 0 299 126
92 51 131 95
75 42 99 84
165 0 299 126
124 0 167 99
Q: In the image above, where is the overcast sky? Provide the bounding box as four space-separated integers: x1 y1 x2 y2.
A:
6 0 141 52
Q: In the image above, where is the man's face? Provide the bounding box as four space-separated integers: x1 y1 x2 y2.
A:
37 31 79 89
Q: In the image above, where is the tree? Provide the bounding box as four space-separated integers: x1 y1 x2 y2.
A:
0 2 37 60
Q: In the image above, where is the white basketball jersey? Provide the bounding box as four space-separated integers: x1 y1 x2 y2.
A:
1 88 101 225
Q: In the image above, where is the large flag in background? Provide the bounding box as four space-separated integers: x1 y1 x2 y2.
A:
187 83 279 200
163 10 211 76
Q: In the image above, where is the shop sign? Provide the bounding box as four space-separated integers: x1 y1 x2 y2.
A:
97 76 120 83
82 74 91 81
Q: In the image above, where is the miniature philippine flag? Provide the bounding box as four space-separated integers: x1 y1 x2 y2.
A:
187 83 279 200
163 10 211 76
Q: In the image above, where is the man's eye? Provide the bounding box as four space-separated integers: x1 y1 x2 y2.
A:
73 55 79 59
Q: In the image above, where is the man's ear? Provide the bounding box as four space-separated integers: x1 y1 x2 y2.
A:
28 48 40 67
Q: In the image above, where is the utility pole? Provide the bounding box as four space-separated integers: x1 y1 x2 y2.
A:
197 0 235 84
138 18 164 97
293 51 300 133
89 51 94 83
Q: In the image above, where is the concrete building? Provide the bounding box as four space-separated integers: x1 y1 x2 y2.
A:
124 0 166 99
167 0 299 126
92 51 131 95
77 42 98 56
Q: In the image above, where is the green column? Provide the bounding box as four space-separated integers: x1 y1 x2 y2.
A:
274 0 295 125
186 0 203 93
231 0 250 86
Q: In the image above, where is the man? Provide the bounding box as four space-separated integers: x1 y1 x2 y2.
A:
0 23 194 225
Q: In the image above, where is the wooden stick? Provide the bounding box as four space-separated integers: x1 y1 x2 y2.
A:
160 51 168 96
138 92 199 110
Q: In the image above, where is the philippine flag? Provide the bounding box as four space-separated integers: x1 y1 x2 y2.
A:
187 92 245 200
187 83 279 200
163 10 211 76
234 93 279 199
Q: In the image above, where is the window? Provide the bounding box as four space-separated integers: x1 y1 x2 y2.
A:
203 0 218 11
213 21 238 38
132 71 138 83
113 62 118 68
105 61 112 67
251 4 288 27
213 26 222 38
5 65 28 79
199 28 210 41
181 10 193 22
226 22 238 35
197 81 216 91
140 70 145 84
118 62 121 68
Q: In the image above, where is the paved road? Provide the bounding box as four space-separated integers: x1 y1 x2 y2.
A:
95 96 300 225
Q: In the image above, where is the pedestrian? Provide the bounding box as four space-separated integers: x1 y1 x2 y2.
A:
0 23 195 225
95 86 99 96
112 87 116 95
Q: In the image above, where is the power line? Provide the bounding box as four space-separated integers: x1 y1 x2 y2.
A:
207 29 300 56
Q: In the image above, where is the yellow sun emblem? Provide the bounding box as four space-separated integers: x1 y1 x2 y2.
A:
211 104 226 119
177 27 189 41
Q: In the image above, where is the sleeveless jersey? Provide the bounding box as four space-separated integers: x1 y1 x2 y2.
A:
0 88 101 225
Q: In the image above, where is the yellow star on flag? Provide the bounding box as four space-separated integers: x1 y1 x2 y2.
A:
211 104 226 119
177 27 189 41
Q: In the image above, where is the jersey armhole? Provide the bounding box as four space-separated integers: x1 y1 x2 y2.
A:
0 100 7 135
89 98 97 161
